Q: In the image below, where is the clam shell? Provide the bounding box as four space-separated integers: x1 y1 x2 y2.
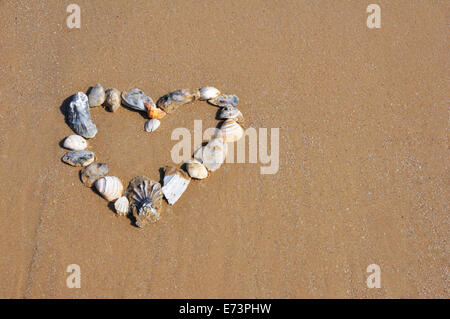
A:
121 88 155 112
156 89 199 114
88 83 106 107
217 106 244 123
144 119 160 132
95 176 123 201
208 94 239 107
199 87 220 100
104 88 121 112
186 159 208 179
193 137 228 172
161 166 191 205
62 150 95 167
80 162 109 187
114 196 129 216
63 134 87 150
66 92 98 138
218 119 244 143
145 103 166 119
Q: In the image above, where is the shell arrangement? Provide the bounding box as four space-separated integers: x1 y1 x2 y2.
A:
60 84 245 228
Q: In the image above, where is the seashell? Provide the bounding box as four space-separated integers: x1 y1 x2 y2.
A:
208 94 239 107
156 89 199 114
63 134 87 150
193 137 228 172
144 102 166 119
126 176 163 227
88 83 106 107
121 88 155 112
66 92 98 138
162 166 191 205
217 106 244 123
114 196 129 216
95 176 123 201
104 88 121 112
199 87 220 100
144 119 160 132
217 119 244 143
185 159 208 179
80 162 109 187
62 150 95 167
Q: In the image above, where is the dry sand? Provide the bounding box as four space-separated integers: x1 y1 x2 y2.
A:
0 0 448 298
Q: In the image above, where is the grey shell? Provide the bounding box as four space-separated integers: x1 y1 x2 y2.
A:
121 88 155 112
80 162 109 187
66 92 98 138
208 94 239 107
62 150 95 167
88 83 106 107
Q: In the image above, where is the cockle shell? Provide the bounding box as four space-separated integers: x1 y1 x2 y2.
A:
217 106 244 123
156 89 199 114
126 176 163 227
186 159 208 179
208 94 239 107
162 166 191 205
199 87 220 100
88 83 106 107
63 135 87 150
193 137 228 172
66 92 98 138
114 196 129 216
104 88 121 112
62 150 95 167
144 119 160 132
95 176 123 201
218 119 244 143
121 88 155 112
144 102 166 119
80 162 109 187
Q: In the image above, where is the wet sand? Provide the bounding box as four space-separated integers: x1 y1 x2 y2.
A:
0 1 448 298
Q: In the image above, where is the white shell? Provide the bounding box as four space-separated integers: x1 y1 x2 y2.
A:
144 119 160 132
95 176 123 201
199 87 220 100
114 196 129 216
162 167 190 205
63 135 87 150
194 137 228 172
218 119 244 143
186 159 208 179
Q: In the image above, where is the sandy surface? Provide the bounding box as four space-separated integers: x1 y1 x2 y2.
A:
0 0 448 298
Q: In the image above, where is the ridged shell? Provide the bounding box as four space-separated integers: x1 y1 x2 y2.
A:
186 159 208 179
208 94 239 107
193 137 228 172
156 89 199 114
199 87 220 100
80 162 109 187
121 88 155 112
217 106 244 123
144 119 160 132
66 92 98 138
88 83 106 107
104 88 121 112
95 176 123 201
62 150 95 167
63 135 87 150
162 166 191 205
218 119 244 143
114 196 129 216
145 103 166 119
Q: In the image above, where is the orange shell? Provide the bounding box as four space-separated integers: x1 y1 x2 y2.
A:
144 103 166 120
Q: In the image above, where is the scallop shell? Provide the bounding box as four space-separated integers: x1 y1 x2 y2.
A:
144 103 166 119
199 87 220 100
126 176 163 227
161 166 191 205
66 92 98 138
217 106 244 123
88 83 106 107
156 89 199 114
218 119 244 143
144 119 160 132
193 137 228 172
62 150 95 167
63 135 87 150
104 88 121 112
114 196 129 216
95 176 123 201
208 94 239 107
121 88 155 112
80 162 109 187
186 159 208 179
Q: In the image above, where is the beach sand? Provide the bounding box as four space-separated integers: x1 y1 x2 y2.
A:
0 0 448 298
